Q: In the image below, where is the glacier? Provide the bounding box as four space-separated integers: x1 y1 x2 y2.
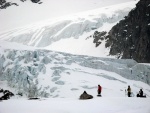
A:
0 0 149 99
0 1 150 113
0 42 150 98
0 1 138 49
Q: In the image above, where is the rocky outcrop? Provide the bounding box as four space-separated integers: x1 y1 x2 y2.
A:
105 0 150 63
80 91 93 99
0 0 42 10
0 88 14 100
0 0 18 9
93 31 107 47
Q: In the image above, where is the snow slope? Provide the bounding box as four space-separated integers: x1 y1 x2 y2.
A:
0 1 138 57
0 42 150 113
0 0 134 32
0 1 149 113
0 41 150 99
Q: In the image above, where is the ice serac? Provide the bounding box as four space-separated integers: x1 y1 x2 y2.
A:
0 1 138 48
0 44 150 98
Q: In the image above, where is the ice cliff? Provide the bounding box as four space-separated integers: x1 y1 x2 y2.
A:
0 45 150 98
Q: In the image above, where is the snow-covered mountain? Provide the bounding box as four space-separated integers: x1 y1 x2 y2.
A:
0 1 138 57
0 1 150 113
0 41 150 99
0 0 149 99
0 0 133 32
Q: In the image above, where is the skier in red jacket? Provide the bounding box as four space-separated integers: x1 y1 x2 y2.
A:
98 85 102 96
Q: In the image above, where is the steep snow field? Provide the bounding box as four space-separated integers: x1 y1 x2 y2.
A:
0 1 139 57
0 0 134 32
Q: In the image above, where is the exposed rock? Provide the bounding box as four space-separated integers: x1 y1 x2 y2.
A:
105 0 150 63
0 0 18 9
80 91 93 99
0 88 14 100
0 0 42 10
93 31 107 47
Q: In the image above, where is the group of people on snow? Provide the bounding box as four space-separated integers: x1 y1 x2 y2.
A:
97 85 146 98
126 85 146 97
80 84 146 100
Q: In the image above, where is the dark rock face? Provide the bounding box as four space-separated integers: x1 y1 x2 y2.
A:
93 31 107 47
105 0 150 63
0 88 14 101
0 0 18 9
0 0 42 10
80 91 93 99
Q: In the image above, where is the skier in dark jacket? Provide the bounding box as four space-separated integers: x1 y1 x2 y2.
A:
127 85 131 97
98 85 102 96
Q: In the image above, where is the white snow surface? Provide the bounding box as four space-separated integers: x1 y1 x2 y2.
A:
0 41 150 113
0 0 136 32
0 98 150 113
0 0 138 57
0 1 150 112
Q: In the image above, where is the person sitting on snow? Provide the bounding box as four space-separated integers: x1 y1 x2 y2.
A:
139 89 143 97
137 89 145 97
